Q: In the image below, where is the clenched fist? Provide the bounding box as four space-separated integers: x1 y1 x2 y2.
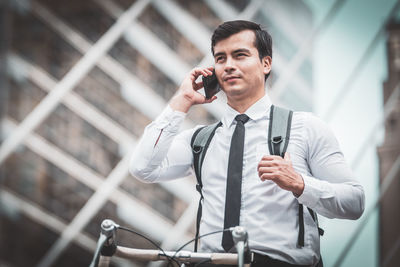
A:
257 152 304 197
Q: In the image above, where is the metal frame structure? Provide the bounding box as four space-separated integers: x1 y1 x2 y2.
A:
0 0 152 165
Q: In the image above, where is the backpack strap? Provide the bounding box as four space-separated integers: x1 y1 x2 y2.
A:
191 121 222 251
267 105 293 158
268 105 323 248
268 105 305 246
308 207 325 236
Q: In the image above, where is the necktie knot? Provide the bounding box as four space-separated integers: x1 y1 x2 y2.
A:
235 114 249 124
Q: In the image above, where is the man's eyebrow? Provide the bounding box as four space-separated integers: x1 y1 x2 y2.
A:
233 48 251 54
214 52 225 58
214 48 251 58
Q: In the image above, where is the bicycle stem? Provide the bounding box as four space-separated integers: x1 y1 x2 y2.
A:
232 226 250 267
100 219 119 257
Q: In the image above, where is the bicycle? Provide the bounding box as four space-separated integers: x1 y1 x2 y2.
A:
89 219 252 267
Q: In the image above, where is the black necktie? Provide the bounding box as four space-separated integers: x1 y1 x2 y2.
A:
222 114 250 252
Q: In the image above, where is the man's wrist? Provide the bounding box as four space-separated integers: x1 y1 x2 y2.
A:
169 93 193 113
293 173 305 198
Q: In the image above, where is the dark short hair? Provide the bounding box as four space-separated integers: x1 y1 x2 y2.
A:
211 20 272 80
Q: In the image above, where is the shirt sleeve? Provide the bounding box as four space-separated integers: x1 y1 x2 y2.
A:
296 113 365 220
129 105 197 182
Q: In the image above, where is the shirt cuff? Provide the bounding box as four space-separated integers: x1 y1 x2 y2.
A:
154 105 187 132
296 174 322 208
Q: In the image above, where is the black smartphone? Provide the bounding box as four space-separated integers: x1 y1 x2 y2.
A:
202 71 220 99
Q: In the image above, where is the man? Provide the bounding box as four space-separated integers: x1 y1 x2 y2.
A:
130 20 365 267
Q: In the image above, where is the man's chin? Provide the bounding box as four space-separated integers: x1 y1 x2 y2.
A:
222 83 241 92
224 87 247 98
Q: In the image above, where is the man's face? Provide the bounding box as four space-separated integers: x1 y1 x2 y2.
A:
213 30 271 101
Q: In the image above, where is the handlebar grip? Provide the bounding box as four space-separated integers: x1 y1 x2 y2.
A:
210 252 237 265
98 256 111 267
116 247 160 261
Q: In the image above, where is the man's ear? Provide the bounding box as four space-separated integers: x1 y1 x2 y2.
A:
262 56 272 75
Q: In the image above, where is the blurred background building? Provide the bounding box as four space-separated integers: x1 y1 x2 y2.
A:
0 0 399 267
377 21 400 267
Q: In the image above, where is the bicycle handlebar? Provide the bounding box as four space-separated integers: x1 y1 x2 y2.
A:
90 219 251 267
99 246 239 265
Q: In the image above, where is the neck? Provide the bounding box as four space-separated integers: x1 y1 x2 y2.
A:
227 91 265 114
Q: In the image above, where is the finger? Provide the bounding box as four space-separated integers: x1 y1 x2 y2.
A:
201 69 211 77
261 155 282 161
258 160 280 168
193 81 204 91
204 68 214 76
257 163 276 170
190 68 208 81
204 95 217 103
260 173 275 181
258 170 281 181
201 69 215 81
284 152 291 161
190 68 203 76
258 167 276 174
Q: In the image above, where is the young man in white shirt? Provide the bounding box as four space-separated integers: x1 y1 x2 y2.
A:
130 20 365 267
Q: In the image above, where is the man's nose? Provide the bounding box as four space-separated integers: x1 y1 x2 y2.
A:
224 57 236 72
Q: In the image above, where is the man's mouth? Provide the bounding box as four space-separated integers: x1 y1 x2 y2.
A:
224 76 240 82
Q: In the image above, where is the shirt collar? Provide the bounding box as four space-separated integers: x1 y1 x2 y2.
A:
222 94 272 128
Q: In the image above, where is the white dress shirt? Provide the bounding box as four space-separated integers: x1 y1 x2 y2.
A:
130 95 365 266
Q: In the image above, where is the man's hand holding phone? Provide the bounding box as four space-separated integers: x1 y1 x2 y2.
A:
170 67 219 113
202 69 221 99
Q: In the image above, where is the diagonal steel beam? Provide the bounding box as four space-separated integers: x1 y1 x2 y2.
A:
2 117 179 242
7 53 195 204
258 0 306 47
350 82 400 170
37 150 132 267
30 1 187 126
235 0 265 23
8 54 133 146
1 188 96 252
0 0 151 166
96 0 190 85
202 0 237 22
159 199 198 250
147 199 198 267
269 0 346 101
151 0 211 55
152 0 261 55
95 0 225 118
0 189 137 266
